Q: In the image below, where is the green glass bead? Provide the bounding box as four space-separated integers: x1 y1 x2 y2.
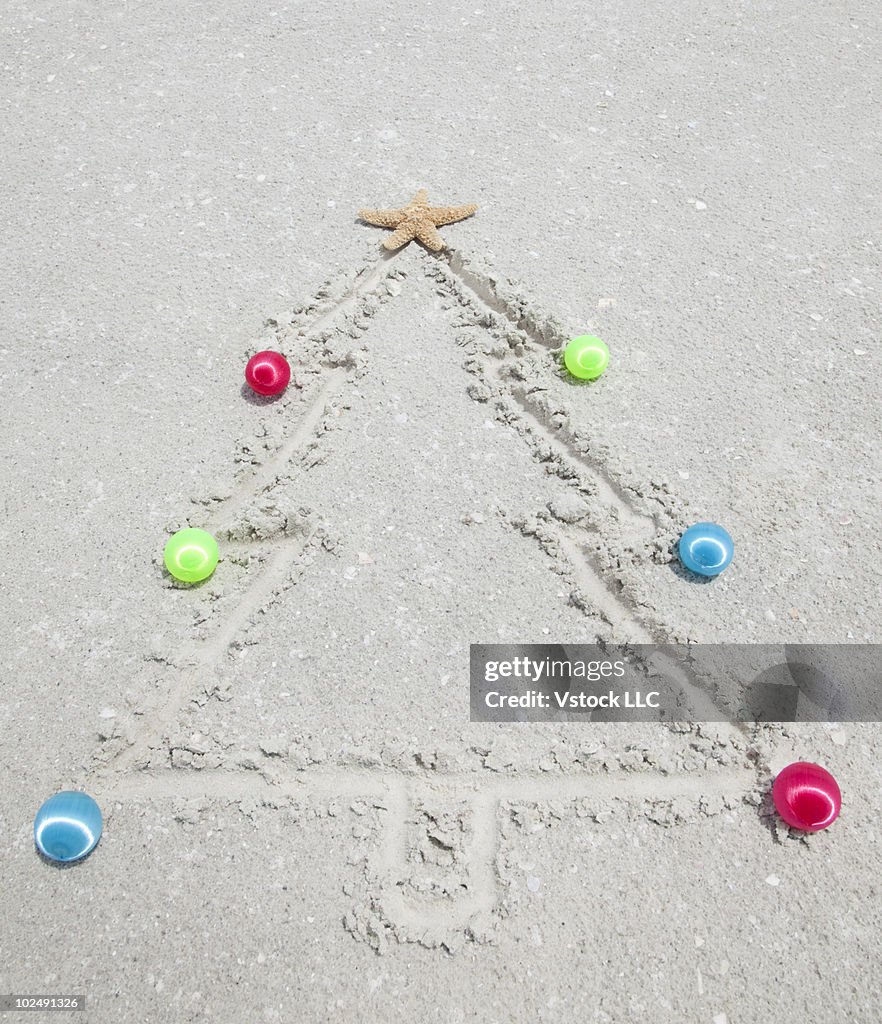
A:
564 335 609 381
163 528 219 583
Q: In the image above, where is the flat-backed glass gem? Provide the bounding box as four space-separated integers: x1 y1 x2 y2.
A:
245 350 291 396
163 527 219 583
772 762 841 832
678 522 734 577
34 791 103 863
564 335 609 381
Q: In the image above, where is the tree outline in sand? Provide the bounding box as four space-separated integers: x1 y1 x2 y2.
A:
90 245 764 953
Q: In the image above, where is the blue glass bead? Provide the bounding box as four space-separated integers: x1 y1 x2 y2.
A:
679 522 734 577
34 791 103 863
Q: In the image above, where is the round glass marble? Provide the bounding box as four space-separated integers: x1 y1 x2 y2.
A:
163 528 219 583
564 335 609 381
34 791 103 863
678 522 734 577
773 762 841 832
245 350 291 397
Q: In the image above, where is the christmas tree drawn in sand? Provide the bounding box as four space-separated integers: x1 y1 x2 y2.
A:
90 238 775 953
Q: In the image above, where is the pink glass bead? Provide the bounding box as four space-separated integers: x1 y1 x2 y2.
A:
772 762 841 832
245 350 291 396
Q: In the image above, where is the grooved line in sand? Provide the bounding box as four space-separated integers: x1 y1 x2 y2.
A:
434 251 662 600
100 264 385 776
108 533 318 775
103 764 755 803
438 250 652 529
442 249 566 350
505 383 655 541
101 766 755 934
299 250 399 342
431 254 750 739
554 527 654 643
208 369 347 531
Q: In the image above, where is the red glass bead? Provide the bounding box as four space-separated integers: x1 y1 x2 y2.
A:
772 762 841 832
245 350 291 396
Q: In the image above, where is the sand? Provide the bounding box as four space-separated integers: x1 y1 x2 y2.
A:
2 0 881 1021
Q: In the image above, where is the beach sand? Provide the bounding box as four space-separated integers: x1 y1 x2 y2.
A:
2 1 881 1020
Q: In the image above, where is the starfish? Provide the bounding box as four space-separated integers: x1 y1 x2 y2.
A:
358 188 477 252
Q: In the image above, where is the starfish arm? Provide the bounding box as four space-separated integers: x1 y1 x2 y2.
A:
427 203 478 227
382 221 418 250
414 221 445 252
358 207 406 228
